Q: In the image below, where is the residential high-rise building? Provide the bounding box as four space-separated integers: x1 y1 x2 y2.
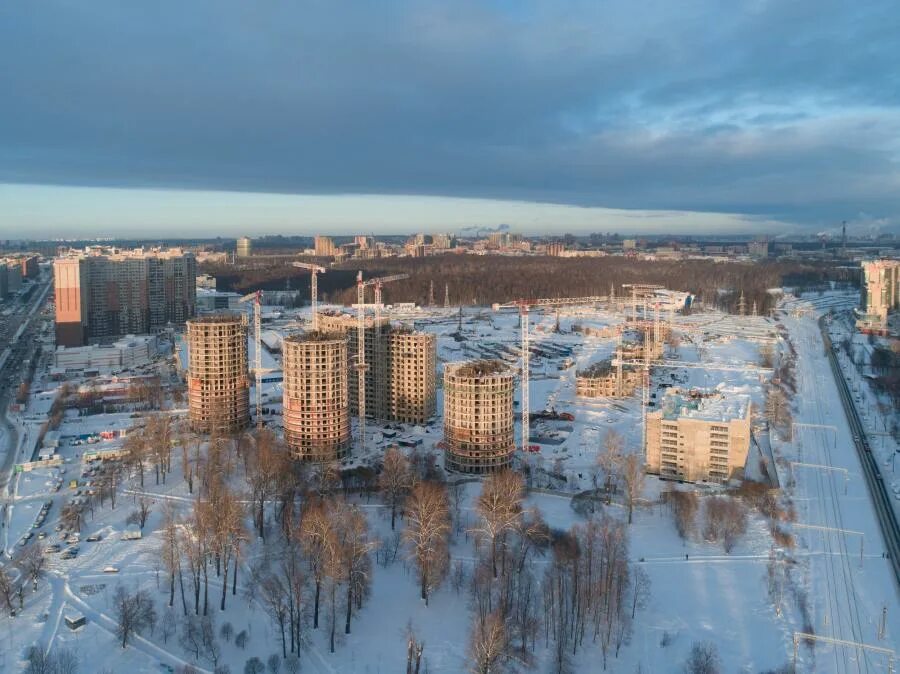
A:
645 387 751 483
53 248 196 347
858 259 900 332
186 313 250 434
236 237 253 257
386 328 437 424
317 313 437 423
0 264 7 299
282 332 351 461
318 311 390 419
4 261 22 294
314 235 337 257
444 360 515 473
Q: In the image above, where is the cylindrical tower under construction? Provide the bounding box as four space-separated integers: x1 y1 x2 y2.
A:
282 332 351 461
443 360 515 473
187 314 250 434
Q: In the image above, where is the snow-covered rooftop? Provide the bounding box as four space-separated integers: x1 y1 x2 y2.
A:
659 386 750 422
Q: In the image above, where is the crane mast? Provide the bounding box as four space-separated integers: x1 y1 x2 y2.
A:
292 261 327 332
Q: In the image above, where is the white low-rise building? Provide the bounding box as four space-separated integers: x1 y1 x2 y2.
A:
54 335 158 372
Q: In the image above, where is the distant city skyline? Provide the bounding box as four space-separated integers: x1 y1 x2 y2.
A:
1 1 898 237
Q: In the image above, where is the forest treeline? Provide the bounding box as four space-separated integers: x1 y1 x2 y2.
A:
204 255 856 314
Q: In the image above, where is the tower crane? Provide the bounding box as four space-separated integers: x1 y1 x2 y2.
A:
291 261 327 331
351 272 410 454
493 295 606 451
238 291 264 427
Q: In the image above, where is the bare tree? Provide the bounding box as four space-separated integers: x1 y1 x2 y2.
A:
406 622 425 674
267 654 281 674
667 490 699 541
299 498 330 629
160 501 187 612
123 431 150 488
631 566 651 619
474 470 524 579
404 481 451 605
244 658 265 674
0 566 15 612
597 430 625 504
260 573 291 659
378 447 413 530
620 454 645 524
113 585 157 648
683 640 721 674
137 496 153 529
245 429 288 541
468 610 508 674
703 496 748 553
17 542 46 590
161 607 177 644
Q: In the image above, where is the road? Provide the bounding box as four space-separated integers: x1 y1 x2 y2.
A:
821 315 900 587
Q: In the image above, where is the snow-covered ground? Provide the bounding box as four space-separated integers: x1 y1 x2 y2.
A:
2 295 897 673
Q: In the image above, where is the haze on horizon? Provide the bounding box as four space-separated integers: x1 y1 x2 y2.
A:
1 1 898 238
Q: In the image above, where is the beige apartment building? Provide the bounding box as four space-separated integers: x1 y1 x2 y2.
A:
646 387 751 483
386 329 437 423
444 360 515 474
282 332 351 461
236 236 253 257
317 312 436 423
858 259 900 332
314 235 338 257
575 360 639 398
186 314 250 434
54 247 196 347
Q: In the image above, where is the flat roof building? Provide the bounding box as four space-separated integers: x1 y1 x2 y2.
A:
858 259 900 333
646 387 752 483
53 247 196 347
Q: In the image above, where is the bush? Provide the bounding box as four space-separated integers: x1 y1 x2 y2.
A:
683 640 721 674
244 658 265 674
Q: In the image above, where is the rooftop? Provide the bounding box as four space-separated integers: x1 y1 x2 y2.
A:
187 313 244 325
284 330 347 344
658 387 750 423
450 359 508 378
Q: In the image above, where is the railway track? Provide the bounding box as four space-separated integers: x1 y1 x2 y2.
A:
820 316 900 589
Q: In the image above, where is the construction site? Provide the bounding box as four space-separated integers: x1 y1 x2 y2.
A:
180 269 779 484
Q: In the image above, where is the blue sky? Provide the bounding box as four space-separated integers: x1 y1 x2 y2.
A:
1 1 898 238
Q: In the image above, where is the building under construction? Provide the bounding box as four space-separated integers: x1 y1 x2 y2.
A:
186 313 250 434
386 328 437 423
317 311 436 423
282 331 351 461
444 360 515 473
576 360 640 398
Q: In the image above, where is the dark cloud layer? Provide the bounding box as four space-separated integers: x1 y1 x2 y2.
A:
1 0 898 230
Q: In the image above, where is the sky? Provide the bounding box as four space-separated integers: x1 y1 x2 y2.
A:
1 0 898 238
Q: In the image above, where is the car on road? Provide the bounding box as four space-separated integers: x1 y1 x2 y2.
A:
86 534 101 542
